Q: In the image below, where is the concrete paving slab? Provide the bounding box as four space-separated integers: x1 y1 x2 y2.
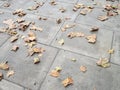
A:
0 79 24 90
40 50 120 90
0 38 58 90
37 1 80 21
51 21 113 59
23 14 63 45
111 32 120 65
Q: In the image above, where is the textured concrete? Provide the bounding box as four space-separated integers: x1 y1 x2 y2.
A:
0 0 120 90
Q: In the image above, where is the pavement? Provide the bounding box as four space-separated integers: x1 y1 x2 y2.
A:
0 0 120 90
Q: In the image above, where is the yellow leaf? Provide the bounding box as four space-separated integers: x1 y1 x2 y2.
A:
62 77 73 87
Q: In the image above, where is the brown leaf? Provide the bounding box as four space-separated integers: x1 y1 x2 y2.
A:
0 62 9 70
3 19 16 29
3 2 10 7
50 70 60 77
108 49 114 54
30 25 43 31
0 72 3 80
16 18 25 23
62 77 73 87
7 70 15 77
33 57 40 64
19 22 30 31
50 0 57 5
56 19 62 24
96 58 111 68
86 34 97 44
13 9 26 17
11 45 19 51
59 7 66 13
90 26 99 32
80 66 87 73
58 39 64 45
67 32 84 39
98 15 109 21
64 24 76 29
10 35 18 42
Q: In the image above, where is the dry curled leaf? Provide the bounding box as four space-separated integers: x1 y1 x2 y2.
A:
71 58 77 62
50 0 57 5
56 18 62 24
55 67 62 72
3 19 16 29
3 2 10 7
0 72 3 80
11 45 19 51
0 62 9 70
96 58 110 68
50 70 60 77
30 25 43 31
108 49 114 54
7 70 15 77
90 26 99 32
98 15 109 21
80 7 93 15
10 35 18 42
13 9 26 17
80 66 87 73
33 57 40 64
67 32 84 39
19 22 30 31
62 77 73 87
86 34 97 44
16 18 25 23
59 7 66 13
58 39 64 45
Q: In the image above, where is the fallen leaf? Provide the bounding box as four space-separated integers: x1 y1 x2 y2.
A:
11 45 19 51
50 70 60 77
71 58 77 62
59 7 66 13
13 9 26 17
80 66 87 73
16 18 25 23
19 22 30 31
0 72 3 80
98 15 109 21
86 34 97 44
56 18 62 24
33 57 40 64
58 39 64 45
0 62 9 70
30 25 43 31
67 32 84 39
3 2 10 7
10 35 18 42
50 0 57 5
55 67 62 72
90 26 99 32
62 77 73 87
3 19 16 29
64 24 76 29
7 70 15 77
107 11 118 16
108 49 114 54
96 58 111 68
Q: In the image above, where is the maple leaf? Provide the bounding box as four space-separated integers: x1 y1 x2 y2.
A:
50 70 60 77
90 26 99 32
11 45 19 51
58 39 64 45
62 77 73 87
0 62 9 70
98 15 109 21
86 34 97 44
7 70 15 77
33 57 40 64
67 32 84 39
30 25 43 31
108 49 114 54
80 66 87 73
96 58 111 68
